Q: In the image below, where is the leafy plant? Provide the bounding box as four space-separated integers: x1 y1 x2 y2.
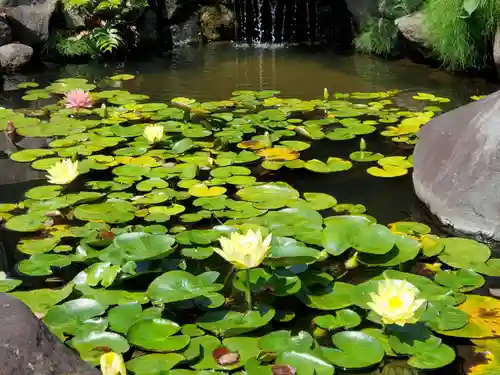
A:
55 33 95 58
91 25 123 53
355 18 400 56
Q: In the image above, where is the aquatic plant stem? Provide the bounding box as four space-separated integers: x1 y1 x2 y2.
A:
245 268 253 310
223 266 234 287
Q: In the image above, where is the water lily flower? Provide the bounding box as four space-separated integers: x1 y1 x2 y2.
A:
143 124 164 144
367 276 425 326
46 159 79 185
100 352 126 375
64 89 93 110
215 229 272 269
323 87 329 100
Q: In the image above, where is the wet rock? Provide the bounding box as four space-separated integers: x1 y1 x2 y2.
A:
61 5 86 29
0 293 100 375
199 4 235 41
413 90 500 240
4 0 58 46
396 11 431 48
493 26 500 78
379 0 424 20
0 43 33 70
0 16 12 46
346 0 380 25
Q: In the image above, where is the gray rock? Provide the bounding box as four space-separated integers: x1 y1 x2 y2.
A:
396 11 431 48
0 293 100 375
0 17 12 46
346 0 380 24
0 43 33 70
4 0 58 46
413 90 500 240
62 5 86 29
493 26 500 77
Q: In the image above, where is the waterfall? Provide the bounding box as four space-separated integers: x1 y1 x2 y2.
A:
234 0 320 47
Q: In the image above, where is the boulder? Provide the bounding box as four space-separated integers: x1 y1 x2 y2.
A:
0 43 33 70
0 293 100 375
396 11 431 48
0 16 12 45
413 90 500 240
493 26 500 77
199 4 235 41
346 0 380 25
61 5 86 29
4 0 58 46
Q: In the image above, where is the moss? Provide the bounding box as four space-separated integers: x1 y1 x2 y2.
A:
355 18 400 56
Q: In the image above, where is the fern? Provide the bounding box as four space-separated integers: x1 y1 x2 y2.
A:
55 33 95 57
91 26 123 52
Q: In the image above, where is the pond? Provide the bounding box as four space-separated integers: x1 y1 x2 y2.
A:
0 43 499 375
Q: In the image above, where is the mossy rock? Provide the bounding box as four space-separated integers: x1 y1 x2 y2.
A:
199 4 235 41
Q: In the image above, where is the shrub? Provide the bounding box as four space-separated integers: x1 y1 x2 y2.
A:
355 18 400 56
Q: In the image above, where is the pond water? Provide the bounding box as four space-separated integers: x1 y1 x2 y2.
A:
0 43 499 375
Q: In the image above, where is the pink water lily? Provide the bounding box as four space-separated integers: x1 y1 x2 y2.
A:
65 89 93 110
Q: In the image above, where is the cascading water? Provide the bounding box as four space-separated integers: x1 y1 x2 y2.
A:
234 0 322 47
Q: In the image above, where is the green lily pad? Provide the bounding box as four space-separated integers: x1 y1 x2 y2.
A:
68 331 130 365
313 309 362 330
25 185 62 200
108 302 142 334
99 232 176 265
5 213 52 232
322 331 385 368
126 354 185 375
237 182 299 202
148 270 223 304
322 215 371 256
197 306 275 337
299 282 354 310
0 272 22 292
18 254 72 276
74 201 136 224
127 318 190 351
438 238 491 268
303 192 337 210
10 149 55 162
11 283 74 314
352 224 395 254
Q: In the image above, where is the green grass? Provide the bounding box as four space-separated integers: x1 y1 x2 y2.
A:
422 0 500 70
355 18 400 56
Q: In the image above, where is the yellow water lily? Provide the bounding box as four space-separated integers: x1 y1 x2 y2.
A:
368 277 425 326
46 159 79 185
143 124 164 144
100 352 126 375
215 229 272 269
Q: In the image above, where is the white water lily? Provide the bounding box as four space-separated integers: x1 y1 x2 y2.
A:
367 276 425 326
215 229 272 269
46 159 79 185
100 352 126 375
143 124 164 144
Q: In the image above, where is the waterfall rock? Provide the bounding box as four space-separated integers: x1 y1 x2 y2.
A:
0 16 12 46
61 5 86 29
0 293 100 375
395 11 431 48
0 43 33 70
4 0 58 46
199 4 234 41
413 90 500 240
166 0 199 44
346 0 380 24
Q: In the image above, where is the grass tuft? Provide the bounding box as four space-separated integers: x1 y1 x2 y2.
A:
355 18 400 56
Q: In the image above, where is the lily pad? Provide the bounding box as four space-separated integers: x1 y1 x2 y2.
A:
127 318 190 352
126 354 185 375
